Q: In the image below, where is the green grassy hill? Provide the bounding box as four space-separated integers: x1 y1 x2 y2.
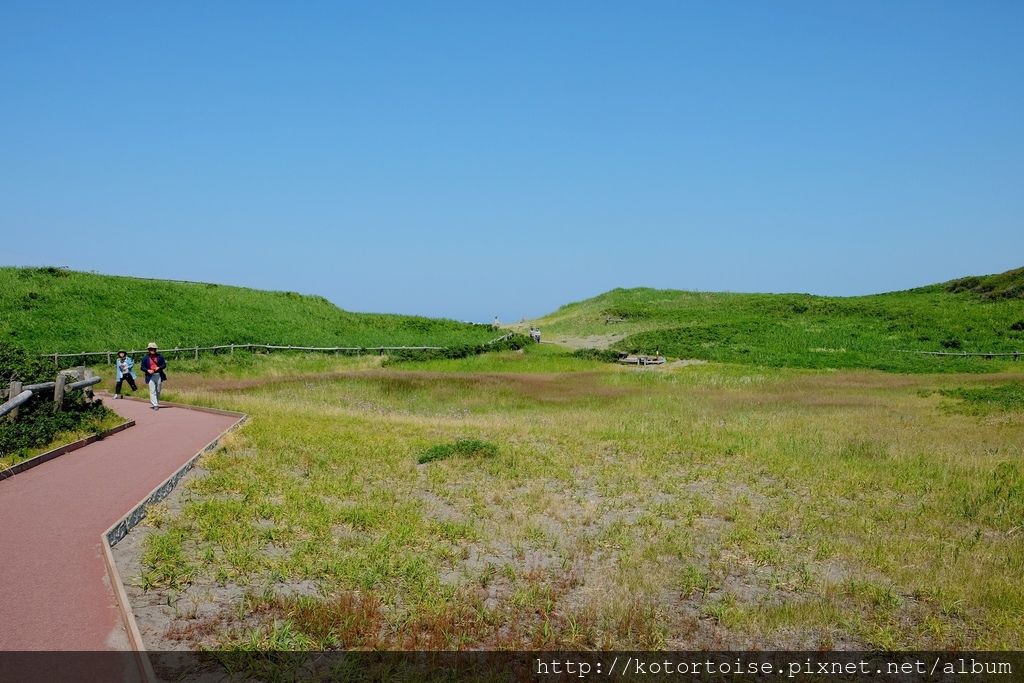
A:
534 268 1024 373
942 266 1024 300
0 267 496 353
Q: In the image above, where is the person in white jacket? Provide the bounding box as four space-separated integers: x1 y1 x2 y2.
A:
113 350 138 398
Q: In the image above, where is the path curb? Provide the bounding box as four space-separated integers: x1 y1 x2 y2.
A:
102 391 245 418
0 419 135 482
103 410 248 546
101 540 155 682
97 397 248 683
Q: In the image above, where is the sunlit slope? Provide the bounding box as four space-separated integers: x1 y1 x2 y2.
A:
534 269 1024 372
0 267 495 353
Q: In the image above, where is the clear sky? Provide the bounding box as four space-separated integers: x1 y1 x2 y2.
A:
2 2 1022 322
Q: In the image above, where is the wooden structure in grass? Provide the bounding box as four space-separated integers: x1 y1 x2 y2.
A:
616 352 666 366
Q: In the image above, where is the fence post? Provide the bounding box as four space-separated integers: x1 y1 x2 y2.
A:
230 344 234 355
83 368 96 403
6 381 21 422
195 346 199 360
53 372 67 412
53 353 59 368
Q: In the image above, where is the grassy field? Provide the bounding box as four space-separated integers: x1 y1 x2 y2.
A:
528 267 1024 373
0 267 496 353
117 345 1024 653
14 265 1016 654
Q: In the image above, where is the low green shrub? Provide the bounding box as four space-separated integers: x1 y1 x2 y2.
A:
417 438 499 464
386 334 533 364
939 383 1024 413
571 348 622 363
602 305 651 320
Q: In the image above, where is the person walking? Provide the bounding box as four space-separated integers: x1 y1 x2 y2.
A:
140 342 167 410
113 350 137 398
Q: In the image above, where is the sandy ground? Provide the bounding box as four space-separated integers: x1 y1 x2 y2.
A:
542 333 628 350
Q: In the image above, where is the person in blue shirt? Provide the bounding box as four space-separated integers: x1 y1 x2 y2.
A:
113 350 138 398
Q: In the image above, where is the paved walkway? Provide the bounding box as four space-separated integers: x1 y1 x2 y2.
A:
0 397 240 661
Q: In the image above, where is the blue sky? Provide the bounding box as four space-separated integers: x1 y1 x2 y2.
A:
2 2 1022 322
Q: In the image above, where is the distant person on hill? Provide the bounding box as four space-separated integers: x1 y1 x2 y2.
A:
140 342 167 410
113 350 137 398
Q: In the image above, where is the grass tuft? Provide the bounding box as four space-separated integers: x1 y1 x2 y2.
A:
940 383 1024 413
417 438 499 464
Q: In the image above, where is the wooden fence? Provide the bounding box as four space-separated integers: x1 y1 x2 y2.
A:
1 367 102 421
35 338 1021 369
42 333 519 367
898 350 1022 360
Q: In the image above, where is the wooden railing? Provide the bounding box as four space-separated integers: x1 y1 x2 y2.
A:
42 335 522 366
898 350 1022 359
43 343 450 366
1 367 101 421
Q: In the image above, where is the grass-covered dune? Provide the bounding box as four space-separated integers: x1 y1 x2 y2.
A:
534 268 1024 373
0 267 496 353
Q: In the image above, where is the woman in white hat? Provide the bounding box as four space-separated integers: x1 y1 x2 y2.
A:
140 342 167 410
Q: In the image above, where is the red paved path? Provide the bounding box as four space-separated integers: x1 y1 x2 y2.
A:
0 398 239 659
